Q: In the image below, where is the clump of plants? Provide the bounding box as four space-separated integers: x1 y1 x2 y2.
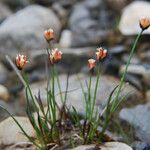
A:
0 17 150 150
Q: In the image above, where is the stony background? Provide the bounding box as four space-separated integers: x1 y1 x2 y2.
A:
0 0 150 149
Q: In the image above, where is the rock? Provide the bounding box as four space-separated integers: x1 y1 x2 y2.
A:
120 64 150 87
122 73 142 91
131 141 150 150
0 5 61 56
69 2 110 47
0 84 9 101
119 1 150 35
52 2 68 27
0 2 12 23
69 3 90 26
122 54 141 64
70 142 133 150
0 62 8 84
56 0 77 7
109 45 126 55
0 117 34 145
84 0 102 9
22 74 142 114
119 103 150 144
59 30 72 48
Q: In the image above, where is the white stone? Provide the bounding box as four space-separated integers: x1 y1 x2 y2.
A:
60 30 72 48
119 1 150 35
70 142 133 150
0 117 34 145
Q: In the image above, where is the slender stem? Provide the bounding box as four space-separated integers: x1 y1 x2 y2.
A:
90 63 101 120
111 30 143 112
87 74 92 118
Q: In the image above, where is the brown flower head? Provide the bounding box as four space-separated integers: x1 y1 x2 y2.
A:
44 28 54 41
139 17 150 30
15 54 28 70
88 59 96 70
96 47 107 60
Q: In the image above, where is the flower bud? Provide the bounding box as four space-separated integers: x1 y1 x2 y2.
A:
96 47 107 60
88 59 96 70
44 28 54 41
139 17 150 30
15 54 28 70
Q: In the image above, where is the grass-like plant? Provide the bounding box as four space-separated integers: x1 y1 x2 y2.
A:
0 17 149 149
70 17 150 145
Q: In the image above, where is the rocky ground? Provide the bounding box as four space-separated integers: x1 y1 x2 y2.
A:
0 0 150 149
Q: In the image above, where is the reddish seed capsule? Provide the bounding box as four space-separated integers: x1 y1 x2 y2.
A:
15 54 28 70
88 59 96 70
44 28 54 41
49 48 63 64
95 47 107 60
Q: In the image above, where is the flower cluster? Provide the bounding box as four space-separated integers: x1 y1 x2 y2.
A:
15 28 62 69
88 47 107 70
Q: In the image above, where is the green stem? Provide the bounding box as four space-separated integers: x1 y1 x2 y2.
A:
90 64 101 121
51 66 56 125
87 74 92 118
111 30 143 112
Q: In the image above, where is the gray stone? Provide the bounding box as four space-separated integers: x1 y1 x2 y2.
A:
119 103 150 144
22 74 142 114
0 5 61 56
69 2 109 47
131 141 150 150
70 142 133 150
52 2 68 27
120 64 150 86
119 1 150 35
84 0 102 9
0 117 34 145
69 4 90 28
109 45 126 55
